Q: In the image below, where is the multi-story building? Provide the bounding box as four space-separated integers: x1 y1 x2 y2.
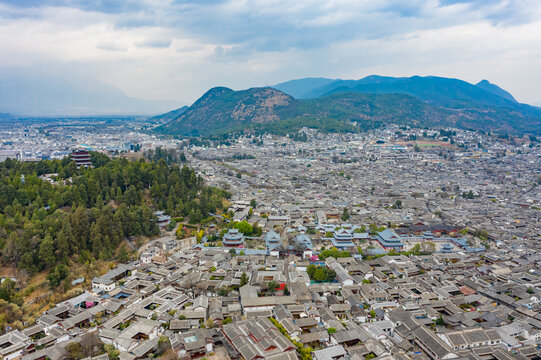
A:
332 229 355 248
223 229 244 248
374 229 405 251
71 149 92 167
265 231 281 256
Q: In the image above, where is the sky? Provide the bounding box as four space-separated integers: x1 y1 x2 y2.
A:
1 0 541 113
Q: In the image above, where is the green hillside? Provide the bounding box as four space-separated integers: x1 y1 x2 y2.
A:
157 87 294 136
0 155 229 275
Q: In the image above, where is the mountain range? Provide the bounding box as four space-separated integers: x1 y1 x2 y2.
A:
155 75 541 137
272 75 526 109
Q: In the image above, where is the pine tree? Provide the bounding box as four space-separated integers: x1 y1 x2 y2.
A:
240 272 249 286
39 236 56 269
341 207 350 221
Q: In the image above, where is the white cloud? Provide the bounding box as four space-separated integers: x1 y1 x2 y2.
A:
135 37 172 48
0 0 540 109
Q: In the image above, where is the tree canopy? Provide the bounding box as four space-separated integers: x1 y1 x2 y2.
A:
306 265 336 282
0 155 230 277
318 248 351 260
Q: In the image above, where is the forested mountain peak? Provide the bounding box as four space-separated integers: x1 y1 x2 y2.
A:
156 87 294 136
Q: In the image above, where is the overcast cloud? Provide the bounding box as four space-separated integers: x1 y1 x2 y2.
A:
0 0 540 110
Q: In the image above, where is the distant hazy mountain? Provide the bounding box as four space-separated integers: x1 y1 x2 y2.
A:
155 83 541 136
272 78 336 99
0 72 180 116
273 75 523 109
475 80 517 103
149 106 188 123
